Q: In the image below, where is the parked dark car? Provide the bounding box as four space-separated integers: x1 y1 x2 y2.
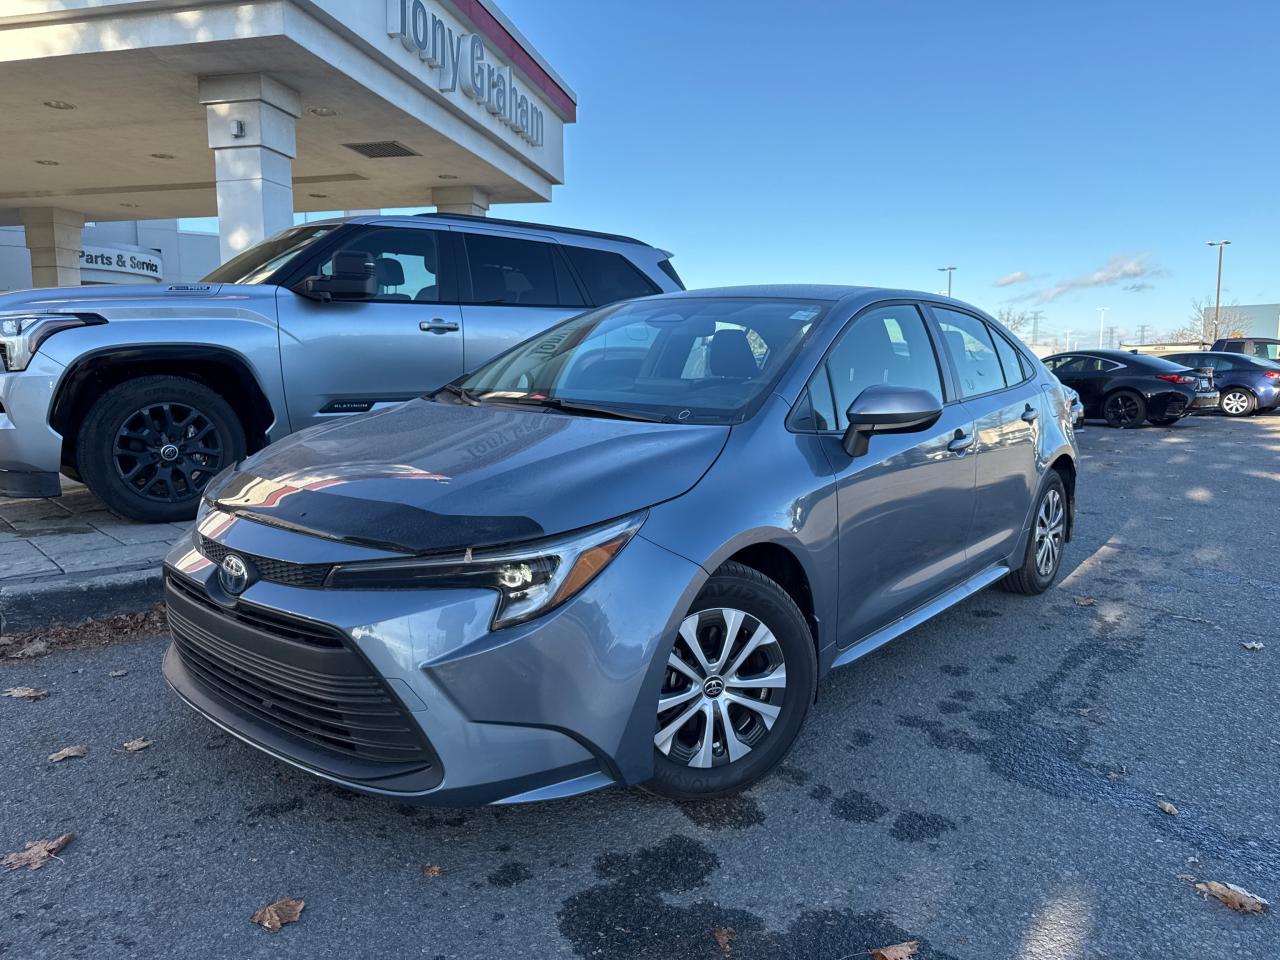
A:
1165 351 1280 416
162 287 1079 805
1211 337 1280 363
1042 349 1213 428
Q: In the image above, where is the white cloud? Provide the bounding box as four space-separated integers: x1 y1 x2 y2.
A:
1033 255 1162 304
994 271 1032 287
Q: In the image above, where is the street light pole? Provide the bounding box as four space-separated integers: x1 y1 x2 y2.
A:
1207 240 1231 338
937 266 956 297
1096 307 1109 349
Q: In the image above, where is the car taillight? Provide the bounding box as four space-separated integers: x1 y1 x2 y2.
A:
1155 373 1195 384
1265 372 1280 381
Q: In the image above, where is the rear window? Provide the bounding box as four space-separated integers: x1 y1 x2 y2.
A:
562 246 660 305
462 233 584 308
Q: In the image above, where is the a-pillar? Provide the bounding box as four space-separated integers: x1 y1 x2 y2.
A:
198 74 301 263
20 208 84 288
433 186 490 217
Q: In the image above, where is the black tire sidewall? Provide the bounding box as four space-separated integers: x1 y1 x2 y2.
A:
1104 390 1146 428
77 376 246 522
647 566 817 799
1010 472 1068 594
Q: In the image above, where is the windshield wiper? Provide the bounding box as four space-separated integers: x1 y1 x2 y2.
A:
498 396 667 423
432 383 481 406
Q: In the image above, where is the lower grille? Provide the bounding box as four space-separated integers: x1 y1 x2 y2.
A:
198 535 331 588
165 575 440 786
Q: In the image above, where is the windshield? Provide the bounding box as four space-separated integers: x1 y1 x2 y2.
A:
454 297 827 425
202 224 337 285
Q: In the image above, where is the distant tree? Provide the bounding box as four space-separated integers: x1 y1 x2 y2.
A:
1170 295 1252 343
994 308 1032 336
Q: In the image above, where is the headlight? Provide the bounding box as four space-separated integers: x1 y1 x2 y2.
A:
0 313 103 371
326 513 646 629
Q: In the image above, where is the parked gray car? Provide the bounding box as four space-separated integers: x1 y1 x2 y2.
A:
163 286 1079 804
0 214 681 521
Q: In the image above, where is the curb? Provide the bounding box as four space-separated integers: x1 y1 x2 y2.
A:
0 566 163 634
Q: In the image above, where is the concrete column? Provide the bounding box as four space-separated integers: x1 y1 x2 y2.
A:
433 187 490 217
198 74 301 263
20 207 85 288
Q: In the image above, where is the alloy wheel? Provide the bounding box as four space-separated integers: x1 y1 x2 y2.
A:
655 607 787 769
112 401 226 503
1034 488 1066 578
1104 393 1141 426
1222 390 1250 416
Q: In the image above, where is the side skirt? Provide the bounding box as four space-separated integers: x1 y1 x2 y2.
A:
830 564 1011 670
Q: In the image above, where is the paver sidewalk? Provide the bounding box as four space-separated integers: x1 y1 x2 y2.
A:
0 482 184 629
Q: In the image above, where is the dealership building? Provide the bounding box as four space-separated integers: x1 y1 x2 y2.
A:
0 0 575 291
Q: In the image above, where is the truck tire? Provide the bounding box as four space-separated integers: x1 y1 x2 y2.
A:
76 375 245 523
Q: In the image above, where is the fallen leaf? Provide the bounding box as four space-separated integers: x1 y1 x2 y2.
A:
109 670 128 678
1073 596 1097 607
2 833 74 871
1177 873 1198 882
1157 799 1178 816
1242 642 1264 652
3 686 48 701
870 941 920 960
422 865 446 878
712 927 736 954
1195 881 1270 914
9 640 48 659
122 738 154 752
48 745 87 763
251 897 305 932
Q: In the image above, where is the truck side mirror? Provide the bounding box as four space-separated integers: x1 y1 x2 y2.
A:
299 250 377 301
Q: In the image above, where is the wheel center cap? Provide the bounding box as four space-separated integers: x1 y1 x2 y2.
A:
703 676 725 698
159 443 180 462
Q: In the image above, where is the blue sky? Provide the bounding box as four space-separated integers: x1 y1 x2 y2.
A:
493 0 1277 342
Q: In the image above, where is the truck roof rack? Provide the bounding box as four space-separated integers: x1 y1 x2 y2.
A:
412 212 649 248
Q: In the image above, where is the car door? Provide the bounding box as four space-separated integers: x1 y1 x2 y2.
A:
277 224 464 430
930 306 1040 571
455 230 589 371
811 303 978 644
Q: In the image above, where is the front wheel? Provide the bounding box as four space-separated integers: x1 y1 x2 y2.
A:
1219 388 1256 417
646 562 816 800
999 472 1068 595
77 375 246 523
1103 390 1146 428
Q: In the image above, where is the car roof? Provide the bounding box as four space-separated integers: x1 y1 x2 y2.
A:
641 285 977 308
1046 349 1176 367
298 213 661 250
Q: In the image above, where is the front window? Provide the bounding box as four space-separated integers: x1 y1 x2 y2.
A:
203 224 337 285
452 298 827 425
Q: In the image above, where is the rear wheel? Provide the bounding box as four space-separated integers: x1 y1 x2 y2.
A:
646 562 816 799
1220 388 1256 417
999 473 1067 595
77 375 245 522
1103 390 1146 428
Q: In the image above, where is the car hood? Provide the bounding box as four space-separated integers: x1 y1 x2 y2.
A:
209 398 731 554
0 283 234 314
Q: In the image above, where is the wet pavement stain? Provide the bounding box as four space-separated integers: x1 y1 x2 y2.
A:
971 609 1002 619
940 664 970 677
677 793 766 830
774 765 812 786
890 811 957 843
830 789 889 823
557 834 957 959
487 862 532 887
845 729 875 749
937 700 968 715
808 784 833 801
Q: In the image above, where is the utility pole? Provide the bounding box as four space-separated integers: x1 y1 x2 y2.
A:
1107 325 1119 349
1030 310 1045 346
1062 329 1073 352
1207 240 1231 337
1096 307 1110 349
1136 324 1150 345
937 266 956 297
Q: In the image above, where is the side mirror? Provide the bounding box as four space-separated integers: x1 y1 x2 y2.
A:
298 250 377 301
842 384 943 458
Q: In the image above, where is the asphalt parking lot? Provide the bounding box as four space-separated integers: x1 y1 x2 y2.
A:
3 414 1277 959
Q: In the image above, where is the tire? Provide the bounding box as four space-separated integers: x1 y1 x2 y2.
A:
999 472 1067 596
1148 415 1180 426
646 561 817 800
1219 388 1256 417
1102 390 1146 428
76 375 246 523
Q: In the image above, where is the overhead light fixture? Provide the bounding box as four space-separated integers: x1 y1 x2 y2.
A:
438 174 459 180
34 159 59 166
150 152 176 160
309 107 338 117
43 100 76 110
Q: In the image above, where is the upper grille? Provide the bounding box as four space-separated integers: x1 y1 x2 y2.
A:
198 536 331 589
165 575 440 783
342 140 420 159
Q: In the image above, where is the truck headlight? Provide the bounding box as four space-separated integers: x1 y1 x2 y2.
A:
0 313 103 371
326 513 646 629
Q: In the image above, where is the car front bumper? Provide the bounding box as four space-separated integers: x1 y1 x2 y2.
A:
161 512 704 806
0 353 67 497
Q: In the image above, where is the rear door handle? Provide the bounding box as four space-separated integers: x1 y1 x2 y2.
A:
1021 404 1039 423
420 319 460 334
947 431 974 453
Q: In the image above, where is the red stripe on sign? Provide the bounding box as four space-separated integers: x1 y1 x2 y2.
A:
452 0 576 122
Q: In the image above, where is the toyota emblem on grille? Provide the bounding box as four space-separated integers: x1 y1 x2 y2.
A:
219 554 250 595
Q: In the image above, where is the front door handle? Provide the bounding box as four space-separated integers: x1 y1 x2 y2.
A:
420 319 460 334
1021 404 1039 423
947 431 974 453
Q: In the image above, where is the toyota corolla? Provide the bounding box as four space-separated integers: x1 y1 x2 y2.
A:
162 286 1079 805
